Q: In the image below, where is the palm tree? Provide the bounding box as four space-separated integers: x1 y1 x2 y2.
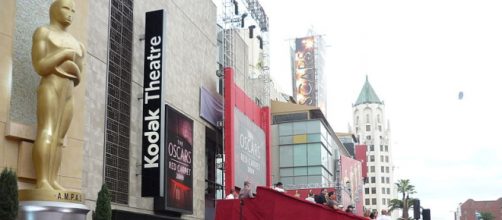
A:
388 179 416 220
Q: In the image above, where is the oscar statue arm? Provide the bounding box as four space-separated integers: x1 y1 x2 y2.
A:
31 27 77 77
74 42 86 72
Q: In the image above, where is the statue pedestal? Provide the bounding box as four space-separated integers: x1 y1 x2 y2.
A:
18 201 89 220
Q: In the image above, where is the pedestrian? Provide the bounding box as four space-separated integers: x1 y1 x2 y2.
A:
239 181 254 199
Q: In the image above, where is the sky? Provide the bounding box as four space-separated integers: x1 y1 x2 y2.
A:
260 0 502 219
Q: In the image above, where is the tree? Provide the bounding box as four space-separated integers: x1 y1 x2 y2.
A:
93 184 112 220
388 179 416 220
0 168 18 220
480 211 494 220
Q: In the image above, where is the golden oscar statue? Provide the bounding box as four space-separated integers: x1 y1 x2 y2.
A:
19 0 85 203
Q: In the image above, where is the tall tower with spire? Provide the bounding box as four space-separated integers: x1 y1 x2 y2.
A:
352 76 396 213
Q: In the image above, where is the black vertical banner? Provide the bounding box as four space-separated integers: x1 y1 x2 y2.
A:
142 9 165 197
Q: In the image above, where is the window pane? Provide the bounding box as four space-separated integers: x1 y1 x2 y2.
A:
280 168 294 176
279 136 293 145
372 198 377 205
294 176 308 185
279 123 293 136
370 155 375 162
293 122 307 134
365 188 369 194
307 144 321 165
371 177 375 183
365 199 370 205
321 147 329 168
308 175 322 184
308 166 322 175
280 177 293 185
294 167 308 176
306 120 320 133
307 133 321 142
293 144 307 166
279 146 293 167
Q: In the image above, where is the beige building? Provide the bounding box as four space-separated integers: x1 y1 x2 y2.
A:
0 0 229 219
351 76 397 215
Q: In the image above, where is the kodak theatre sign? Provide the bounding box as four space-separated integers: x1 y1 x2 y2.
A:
142 9 166 197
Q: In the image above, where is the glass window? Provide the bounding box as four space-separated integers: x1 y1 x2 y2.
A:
370 155 375 162
386 177 390 184
308 166 322 175
280 177 293 185
381 177 385 183
370 166 375 173
385 145 388 152
382 188 385 194
279 136 293 145
308 175 322 184
294 167 308 176
279 123 293 136
366 125 371 131
321 147 329 169
370 145 374 151
365 198 370 205
279 145 293 167
371 177 375 183
306 120 320 133
280 168 294 176
366 135 371 140
383 198 386 205
386 167 390 173
387 188 390 194
378 125 382 131
307 133 321 143
385 156 389 162
294 176 308 185
293 122 307 134
293 144 307 166
320 126 328 140
380 145 383 151
381 166 384 172
371 187 376 194
372 198 377 205
380 155 384 162
365 188 370 194
307 144 321 165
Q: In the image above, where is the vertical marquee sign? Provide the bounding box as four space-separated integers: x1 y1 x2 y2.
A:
142 9 166 197
293 36 317 106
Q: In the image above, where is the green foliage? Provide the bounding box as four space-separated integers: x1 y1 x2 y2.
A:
480 212 494 220
389 179 417 219
94 184 112 220
0 168 19 220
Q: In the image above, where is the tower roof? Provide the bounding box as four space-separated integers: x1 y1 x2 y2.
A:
354 76 382 105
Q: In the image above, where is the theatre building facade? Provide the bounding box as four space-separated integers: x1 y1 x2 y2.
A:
0 0 262 219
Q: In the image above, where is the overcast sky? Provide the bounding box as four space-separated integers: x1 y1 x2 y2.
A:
261 0 502 219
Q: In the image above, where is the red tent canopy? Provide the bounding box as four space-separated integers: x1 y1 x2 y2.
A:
216 186 369 220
